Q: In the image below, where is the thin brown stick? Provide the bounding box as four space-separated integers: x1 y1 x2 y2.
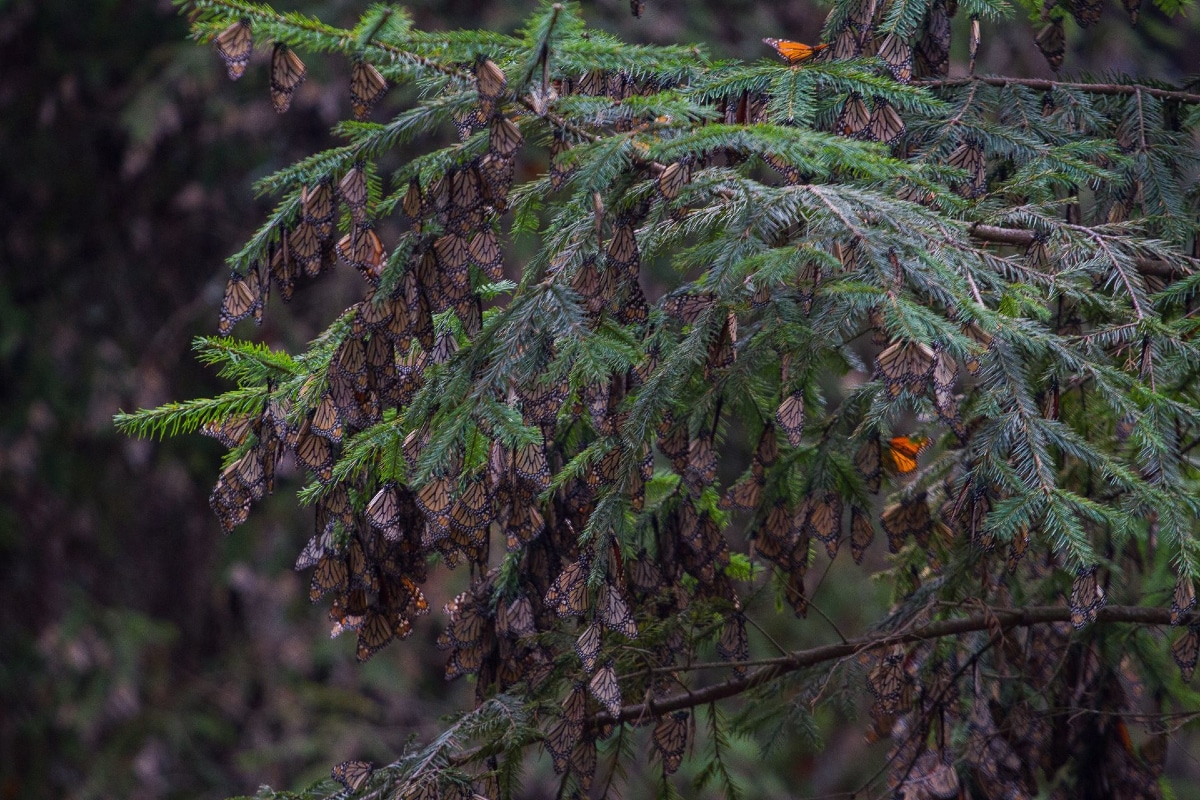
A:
592 604 1189 727
966 223 1187 280
916 75 1200 105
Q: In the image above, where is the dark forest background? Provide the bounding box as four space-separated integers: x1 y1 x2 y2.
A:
2 1 1198 797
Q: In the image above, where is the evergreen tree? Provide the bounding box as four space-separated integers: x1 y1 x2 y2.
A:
118 0 1200 796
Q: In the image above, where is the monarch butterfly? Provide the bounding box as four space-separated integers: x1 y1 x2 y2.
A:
752 425 779 477
1006 525 1030 573
295 426 334 483
877 33 912 84
784 573 809 618
401 180 424 224
716 614 749 670
1171 626 1199 682
520 379 567 430
947 138 986 198
301 180 335 240
415 475 453 528
752 501 790 569
289 220 326 277
476 58 507 102
201 414 255 450
465 229 503 281
446 597 485 648
545 557 589 618
365 483 400 533
617 281 650 326
606 224 639 271
915 0 950 78
489 116 523 158
656 161 691 201
1035 20 1065 72
339 162 369 224
599 583 638 638
269 43 307 113
763 38 829 65
575 622 602 673
854 435 883 493
875 340 935 397
477 150 515 209
446 642 483 679
209 482 251 534
544 718 581 774
588 659 622 717
1171 573 1196 626
500 594 536 639
549 133 575 191
219 268 263 335
337 226 386 285
570 737 598 791
882 434 930 475
653 711 689 774
960 322 993 376
333 335 368 387
350 60 388 120
776 390 805 447
849 505 875 564
804 492 843 560
684 434 717 495
1070 566 1106 628
881 494 931 552
836 92 871 138
830 23 866 60
1123 0 1141 23
660 291 714 325
309 554 348 602
226 450 263 502
510 442 549 491
1067 0 1102 27
867 649 908 713
763 152 801 185
355 608 394 662
331 760 374 792
867 97 905 145
720 475 763 512
267 234 296 301
434 233 469 287
451 476 493 532
214 19 252 81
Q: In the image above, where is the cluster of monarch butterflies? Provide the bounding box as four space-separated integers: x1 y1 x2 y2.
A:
213 18 388 117
200 12 1200 794
858 586 1175 798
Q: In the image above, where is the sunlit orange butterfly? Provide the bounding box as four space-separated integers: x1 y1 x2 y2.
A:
763 38 829 65
882 434 931 475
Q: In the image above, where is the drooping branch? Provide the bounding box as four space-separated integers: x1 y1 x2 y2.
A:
592 605 1188 727
917 75 1200 105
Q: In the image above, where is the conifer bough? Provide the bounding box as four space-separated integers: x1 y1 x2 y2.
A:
117 0 1200 796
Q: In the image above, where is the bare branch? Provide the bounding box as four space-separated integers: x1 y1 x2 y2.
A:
593 604 1189 727
966 223 1189 280
917 75 1200 105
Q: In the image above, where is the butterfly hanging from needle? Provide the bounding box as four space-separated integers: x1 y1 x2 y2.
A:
763 38 828 65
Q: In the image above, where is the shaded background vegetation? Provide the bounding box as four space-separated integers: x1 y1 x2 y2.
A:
2 0 1198 797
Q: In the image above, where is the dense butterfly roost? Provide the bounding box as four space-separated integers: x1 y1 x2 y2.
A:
114 0 1200 796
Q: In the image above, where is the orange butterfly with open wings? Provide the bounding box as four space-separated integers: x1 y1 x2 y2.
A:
763 38 828 65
